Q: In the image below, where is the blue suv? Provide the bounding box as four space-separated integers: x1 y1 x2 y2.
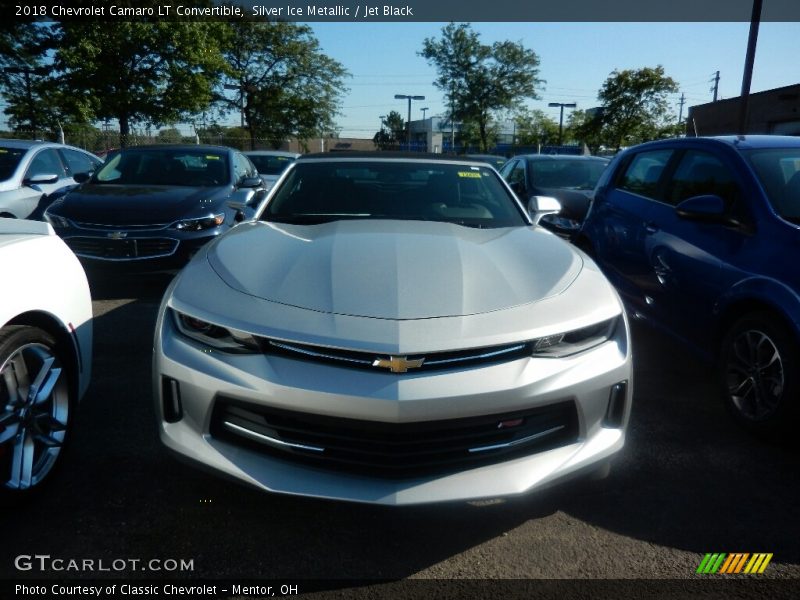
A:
578 136 800 435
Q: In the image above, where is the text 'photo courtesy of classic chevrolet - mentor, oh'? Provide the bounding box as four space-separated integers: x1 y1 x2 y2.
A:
153 154 632 506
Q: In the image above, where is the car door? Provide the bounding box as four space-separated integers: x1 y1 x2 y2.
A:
644 147 751 347
19 148 70 219
589 148 675 321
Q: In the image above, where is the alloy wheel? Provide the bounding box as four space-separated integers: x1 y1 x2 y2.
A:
0 342 69 490
725 329 784 422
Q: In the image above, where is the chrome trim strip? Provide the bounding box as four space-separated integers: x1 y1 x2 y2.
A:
468 425 565 453
72 221 170 231
268 341 374 366
223 421 325 453
424 344 528 366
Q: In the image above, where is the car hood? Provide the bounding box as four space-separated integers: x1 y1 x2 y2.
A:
207 219 582 320
55 184 229 225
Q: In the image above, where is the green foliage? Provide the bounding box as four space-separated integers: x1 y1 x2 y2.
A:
373 110 405 149
595 66 679 151
421 23 543 152
0 23 62 133
514 109 560 147
217 20 348 150
53 15 228 145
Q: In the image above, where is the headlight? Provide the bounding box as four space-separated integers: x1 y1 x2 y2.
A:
172 310 260 353
532 317 618 358
172 213 225 231
44 210 70 228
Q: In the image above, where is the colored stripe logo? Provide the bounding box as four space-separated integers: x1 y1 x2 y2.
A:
696 553 773 574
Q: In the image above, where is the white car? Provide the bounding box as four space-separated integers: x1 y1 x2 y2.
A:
0 219 92 499
154 155 631 506
0 139 103 220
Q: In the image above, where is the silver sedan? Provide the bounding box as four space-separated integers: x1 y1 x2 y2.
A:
153 155 632 505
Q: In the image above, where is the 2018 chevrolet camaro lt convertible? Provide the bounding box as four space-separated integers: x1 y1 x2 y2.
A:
153 154 632 505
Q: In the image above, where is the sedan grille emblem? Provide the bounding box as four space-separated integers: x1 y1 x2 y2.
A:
107 231 127 239
372 355 425 373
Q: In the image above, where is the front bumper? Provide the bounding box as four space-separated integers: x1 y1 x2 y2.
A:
153 306 632 506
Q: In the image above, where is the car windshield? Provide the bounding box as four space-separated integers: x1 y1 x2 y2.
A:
262 161 527 228
0 147 27 182
530 159 608 190
93 149 229 186
743 148 800 224
248 154 296 176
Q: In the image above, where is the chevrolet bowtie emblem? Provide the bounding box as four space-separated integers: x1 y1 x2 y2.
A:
372 355 425 373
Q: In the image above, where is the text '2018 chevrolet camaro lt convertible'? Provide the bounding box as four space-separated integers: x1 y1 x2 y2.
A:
153 154 632 505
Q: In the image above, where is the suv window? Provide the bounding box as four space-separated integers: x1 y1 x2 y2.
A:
617 149 673 200
25 148 66 181
667 150 739 208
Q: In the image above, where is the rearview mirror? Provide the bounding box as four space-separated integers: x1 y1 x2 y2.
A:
73 172 91 184
24 173 59 186
239 176 264 189
676 194 726 222
527 195 561 225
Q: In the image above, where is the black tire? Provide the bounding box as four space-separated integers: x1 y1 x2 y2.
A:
0 325 74 503
719 312 799 436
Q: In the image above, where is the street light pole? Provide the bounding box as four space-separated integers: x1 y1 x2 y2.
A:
548 102 577 147
395 94 425 151
421 107 429 120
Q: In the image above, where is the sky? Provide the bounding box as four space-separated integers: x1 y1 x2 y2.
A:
300 21 800 138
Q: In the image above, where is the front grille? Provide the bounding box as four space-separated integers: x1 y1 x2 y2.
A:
262 338 532 373
71 220 170 231
210 397 579 478
64 236 178 260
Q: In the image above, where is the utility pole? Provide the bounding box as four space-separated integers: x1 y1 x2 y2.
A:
711 71 720 102
548 102 577 147
738 0 763 134
678 93 686 123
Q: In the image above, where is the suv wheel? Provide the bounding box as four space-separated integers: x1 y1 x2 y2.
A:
719 312 798 435
0 325 73 501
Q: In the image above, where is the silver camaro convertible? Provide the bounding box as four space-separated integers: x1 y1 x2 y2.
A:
153 154 632 505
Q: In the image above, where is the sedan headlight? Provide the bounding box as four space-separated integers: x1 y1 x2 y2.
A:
172 310 260 353
172 213 225 231
44 210 70 228
532 317 618 358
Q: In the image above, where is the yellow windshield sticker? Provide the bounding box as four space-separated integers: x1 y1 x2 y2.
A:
206 155 221 160
457 171 482 178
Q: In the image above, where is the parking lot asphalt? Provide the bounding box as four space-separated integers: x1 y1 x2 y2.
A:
2 269 799 598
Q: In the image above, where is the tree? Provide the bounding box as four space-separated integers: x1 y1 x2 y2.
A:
53 18 227 146
373 111 404 150
595 66 678 151
420 23 543 152
567 109 605 154
217 20 348 150
514 108 560 148
0 24 60 134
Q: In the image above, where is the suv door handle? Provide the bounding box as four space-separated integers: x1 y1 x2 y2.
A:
645 221 659 234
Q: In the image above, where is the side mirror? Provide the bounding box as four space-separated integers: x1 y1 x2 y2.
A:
676 194 726 222
73 172 91 184
24 173 59 186
527 195 561 225
238 176 264 189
